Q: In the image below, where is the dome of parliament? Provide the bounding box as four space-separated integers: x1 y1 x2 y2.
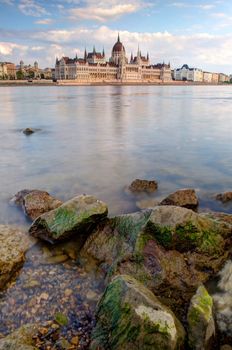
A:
112 34 125 53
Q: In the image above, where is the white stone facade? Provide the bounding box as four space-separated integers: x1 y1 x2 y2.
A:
55 36 172 83
174 65 203 82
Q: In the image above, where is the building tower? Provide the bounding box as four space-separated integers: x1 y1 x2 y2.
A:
111 33 127 65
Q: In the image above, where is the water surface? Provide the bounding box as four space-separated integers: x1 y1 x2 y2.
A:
1 85 232 225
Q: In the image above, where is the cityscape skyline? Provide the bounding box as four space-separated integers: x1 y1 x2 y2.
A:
1 0 232 73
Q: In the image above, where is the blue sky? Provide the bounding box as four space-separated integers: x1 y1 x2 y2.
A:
0 0 232 73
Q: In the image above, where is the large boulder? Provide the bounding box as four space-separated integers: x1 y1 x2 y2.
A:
146 205 229 255
160 189 198 210
91 275 185 350
82 206 231 322
0 225 36 289
12 189 63 221
129 179 158 193
29 195 108 243
187 285 216 350
0 324 38 350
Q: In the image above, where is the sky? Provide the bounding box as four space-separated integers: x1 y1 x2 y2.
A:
0 0 232 73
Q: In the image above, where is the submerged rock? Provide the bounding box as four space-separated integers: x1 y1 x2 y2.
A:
91 275 185 350
29 194 108 243
23 128 35 135
216 192 232 203
129 179 158 193
136 198 159 210
0 225 36 289
187 285 216 350
12 189 63 221
160 189 198 210
0 324 38 350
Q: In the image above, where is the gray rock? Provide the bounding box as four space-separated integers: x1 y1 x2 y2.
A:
187 285 216 350
29 194 108 243
91 274 185 350
0 225 36 289
160 189 198 209
0 324 38 350
213 261 232 339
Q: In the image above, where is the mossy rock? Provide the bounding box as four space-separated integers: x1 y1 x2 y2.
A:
91 275 185 350
187 285 216 349
29 195 108 243
146 206 227 256
81 210 152 268
0 324 39 350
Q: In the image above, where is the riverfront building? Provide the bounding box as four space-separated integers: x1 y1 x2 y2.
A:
55 35 172 83
174 64 229 83
0 62 16 79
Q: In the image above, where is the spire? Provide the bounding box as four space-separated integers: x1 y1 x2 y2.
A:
93 45 96 54
147 52 149 60
102 47 105 57
168 61 170 68
117 32 120 42
75 53 78 60
130 52 133 62
84 48 87 61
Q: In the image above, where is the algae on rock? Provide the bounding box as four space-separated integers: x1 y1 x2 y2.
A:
29 194 108 243
91 275 185 350
187 285 216 350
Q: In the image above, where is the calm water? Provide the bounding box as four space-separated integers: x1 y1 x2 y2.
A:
1 85 232 225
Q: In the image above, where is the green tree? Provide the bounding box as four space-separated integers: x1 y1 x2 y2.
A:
16 70 24 80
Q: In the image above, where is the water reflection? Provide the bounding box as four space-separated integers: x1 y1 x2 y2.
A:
0 85 232 225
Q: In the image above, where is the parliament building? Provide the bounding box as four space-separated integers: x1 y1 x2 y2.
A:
55 35 171 83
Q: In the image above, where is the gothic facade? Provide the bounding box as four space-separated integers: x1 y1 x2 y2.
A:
55 35 171 83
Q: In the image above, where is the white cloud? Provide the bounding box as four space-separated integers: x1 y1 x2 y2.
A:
1 26 232 73
170 2 215 10
67 0 149 22
31 45 44 51
0 42 27 56
18 0 49 17
35 18 53 24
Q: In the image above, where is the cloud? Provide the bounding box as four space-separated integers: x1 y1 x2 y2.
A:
170 2 215 10
0 41 27 56
67 1 149 22
18 0 49 17
1 26 232 73
35 18 53 24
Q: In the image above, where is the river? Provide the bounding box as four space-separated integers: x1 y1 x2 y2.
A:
1 85 232 226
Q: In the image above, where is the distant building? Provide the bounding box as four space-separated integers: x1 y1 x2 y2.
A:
212 73 219 83
0 62 16 79
174 64 203 82
203 71 213 83
16 61 52 79
55 35 172 83
218 73 230 83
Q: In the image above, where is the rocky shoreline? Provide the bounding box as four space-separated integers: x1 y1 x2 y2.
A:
0 183 232 349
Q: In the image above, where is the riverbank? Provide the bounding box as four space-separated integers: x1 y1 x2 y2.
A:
0 79 230 87
0 188 232 349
